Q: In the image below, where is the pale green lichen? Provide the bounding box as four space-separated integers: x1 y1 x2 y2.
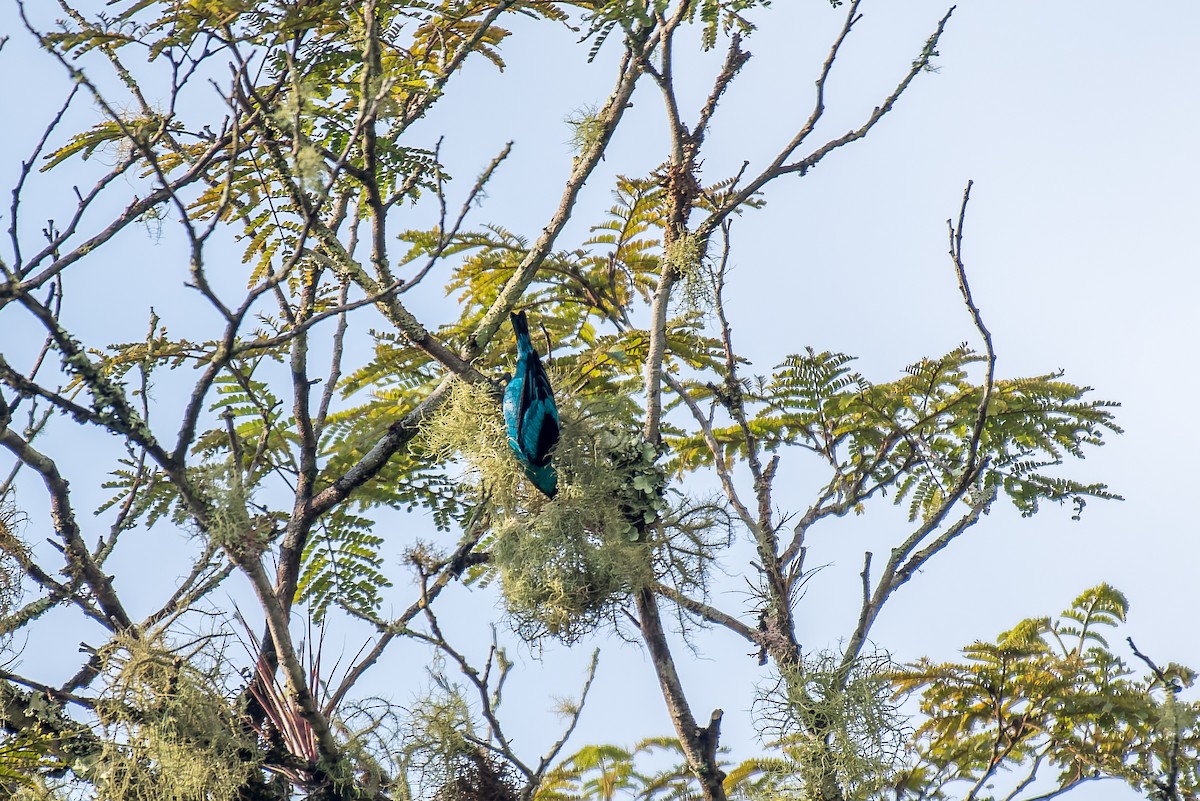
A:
88 636 262 801
418 380 669 642
185 460 259 553
268 80 327 187
0 502 26 624
565 105 605 154
665 229 713 314
754 651 907 800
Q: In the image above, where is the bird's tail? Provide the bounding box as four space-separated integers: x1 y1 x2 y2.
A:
510 310 532 352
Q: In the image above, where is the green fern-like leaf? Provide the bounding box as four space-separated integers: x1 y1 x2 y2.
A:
296 507 392 620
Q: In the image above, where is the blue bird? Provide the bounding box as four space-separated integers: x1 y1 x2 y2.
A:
503 311 560 497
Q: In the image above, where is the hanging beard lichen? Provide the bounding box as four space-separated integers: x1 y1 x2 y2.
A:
418 380 667 642
0 502 28 627
417 379 525 504
665 229 713 315
753 650 907 800
396 679 521 801
184 459 268 556
87 636 261 801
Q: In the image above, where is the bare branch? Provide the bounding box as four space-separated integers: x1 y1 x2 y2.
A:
528 649 601 796
417 599 532 779
6 84 81 274
841 182 998 666
465 45 645 361
635 587 727 801
328 508 491 710
699 4 956 240
653 581 763 646
0 424 134 632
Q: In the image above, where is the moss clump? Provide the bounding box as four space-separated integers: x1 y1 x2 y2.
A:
490 493 652 643
419 380 668 643
89 636 261 801
418 379 524 503
182 460 269 556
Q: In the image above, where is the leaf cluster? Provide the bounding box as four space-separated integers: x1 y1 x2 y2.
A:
891 584 1200 800
670 346 1121 521
578 0 768 59
538 739 707 801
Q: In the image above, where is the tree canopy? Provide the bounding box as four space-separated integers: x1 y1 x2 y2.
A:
0 1 1192 800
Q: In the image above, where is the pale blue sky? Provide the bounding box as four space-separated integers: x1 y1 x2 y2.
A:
1 2 1198 799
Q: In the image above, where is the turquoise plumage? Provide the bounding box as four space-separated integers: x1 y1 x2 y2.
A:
503 311 560 497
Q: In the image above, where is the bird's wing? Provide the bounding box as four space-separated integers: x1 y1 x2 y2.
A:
531 407 560 467
519 356 559 467
503 372 522 442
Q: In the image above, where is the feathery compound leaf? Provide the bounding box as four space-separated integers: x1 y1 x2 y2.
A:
296 507 392 620
674 345 1119 520
892 587 1200 801
684 0 769 51
1056 583 1129 652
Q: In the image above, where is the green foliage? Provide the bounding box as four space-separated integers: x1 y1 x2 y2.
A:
400 175 725 390
580 178 667 305
538 588 1199 801
0 729 66 793
892 584 1200 801
8 2 1145 800
42 116 166 171
181 351 454 618
296 506 392 620
0 681 94 796
683 0 771 51
577 0 667 62
670 346 1121 521
579 0 769 58
324 339 463 519
299 434 457 619
538 739 707 801
43 0 569 284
